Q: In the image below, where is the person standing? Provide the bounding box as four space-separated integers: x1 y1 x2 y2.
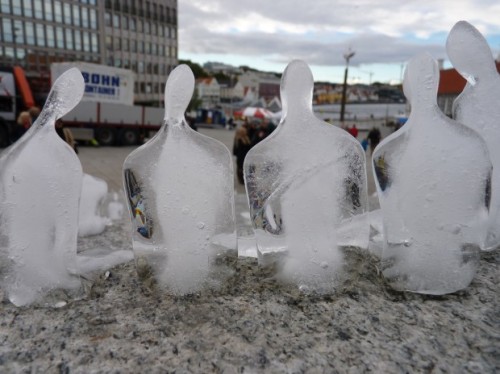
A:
233 126 252 184
368 126 381 153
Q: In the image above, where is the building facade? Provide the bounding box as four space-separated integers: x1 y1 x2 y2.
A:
0 0 178 104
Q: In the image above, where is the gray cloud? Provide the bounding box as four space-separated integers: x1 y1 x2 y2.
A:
178 0 500 67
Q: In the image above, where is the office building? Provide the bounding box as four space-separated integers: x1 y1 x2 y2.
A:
0 0 178 104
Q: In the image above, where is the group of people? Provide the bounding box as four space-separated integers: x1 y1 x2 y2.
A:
343 123 382 154
232 120 276 184
15 106 78 153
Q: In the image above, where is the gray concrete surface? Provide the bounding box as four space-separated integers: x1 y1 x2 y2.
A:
0 127 498 373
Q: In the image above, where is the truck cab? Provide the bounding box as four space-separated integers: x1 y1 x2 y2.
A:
0 66 35 147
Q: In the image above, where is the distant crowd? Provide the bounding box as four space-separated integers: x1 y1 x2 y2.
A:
232 119 276 184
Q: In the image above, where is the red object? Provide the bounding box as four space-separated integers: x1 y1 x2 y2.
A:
12 66 35 108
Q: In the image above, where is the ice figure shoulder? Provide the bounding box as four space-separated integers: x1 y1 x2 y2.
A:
447 20 500 250
372 52 491 295
122 64 236 295
0 68 85 306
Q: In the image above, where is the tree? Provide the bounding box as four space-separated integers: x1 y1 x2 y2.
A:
178 59 209 78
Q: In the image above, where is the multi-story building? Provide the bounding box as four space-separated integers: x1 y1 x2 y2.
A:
0 0 178 105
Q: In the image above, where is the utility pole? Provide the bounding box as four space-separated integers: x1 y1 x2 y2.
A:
340 49 355 123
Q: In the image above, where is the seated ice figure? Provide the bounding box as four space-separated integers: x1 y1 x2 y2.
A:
123 65 236 295
244 60 368 293
0 68 85 306
373 53 491 295
447 20 500 251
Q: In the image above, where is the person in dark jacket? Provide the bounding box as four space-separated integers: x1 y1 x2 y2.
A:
232 126 252 184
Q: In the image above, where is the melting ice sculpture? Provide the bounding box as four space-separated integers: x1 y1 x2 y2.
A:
123 65 236 295
244 60 368 292
0 68 85 306
447 20 500 251
373 53 491 295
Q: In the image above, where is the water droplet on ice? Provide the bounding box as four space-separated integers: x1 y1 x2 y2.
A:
320 261 329 269
197 222 205 229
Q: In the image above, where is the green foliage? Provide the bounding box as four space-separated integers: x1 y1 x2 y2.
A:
178 59 209 78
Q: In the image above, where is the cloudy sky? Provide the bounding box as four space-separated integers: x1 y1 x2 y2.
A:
178 0 500 84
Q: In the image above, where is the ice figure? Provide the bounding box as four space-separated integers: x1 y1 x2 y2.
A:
373 53 491 295
78 173 110 237
244 60 368 292
123 65 236 295
447 21 500 250
0 68 84 306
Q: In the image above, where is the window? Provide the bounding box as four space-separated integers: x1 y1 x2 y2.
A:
145 83 152 93
54 1 63 22
152 23 157 35
114 37 121 50
1 0 10 13
83 32 90 52
2 18 12 42
114 58 121 68
137 19 143 32
123 59 129 69
34 0 43 19
130 39 137 52
138 41 144 53
65 29 73 49
113 14 120 28
138 61 144 73
122 15 129 29
123 38 129 52
12 0 22 15
151 43 157 56
63 3 72 24
36 24 45 46
25 22 35 45
171 28 176 39
144 21 150 34
73 5 81 26
44 1 53 21
24 0 33 17
105 11 112 27
81 8 89 28
4 47 14 61
158 25 163 37
56 27 64 49
145 42 150 54
13 20 24 43
91 33 99 53
90 9 97 28
46 25 55 47
130 17 136 31
74 31 82 51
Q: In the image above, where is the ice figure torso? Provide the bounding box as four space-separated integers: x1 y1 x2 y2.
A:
0 68 84 306
447 21 500 250
123 65 236 295
373 53 491 295
244 60 368 292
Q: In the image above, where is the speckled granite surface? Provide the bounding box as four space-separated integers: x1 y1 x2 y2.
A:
0 214 498 373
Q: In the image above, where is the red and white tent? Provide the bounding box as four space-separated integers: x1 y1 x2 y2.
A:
234 107 273 119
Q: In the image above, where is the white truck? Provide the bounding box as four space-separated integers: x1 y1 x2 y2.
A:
52 62 164 146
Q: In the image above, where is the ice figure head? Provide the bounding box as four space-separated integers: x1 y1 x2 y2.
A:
36 68 84 127
403 53 439 110
446 21 498 85
164 64 194 122
281 60 314 117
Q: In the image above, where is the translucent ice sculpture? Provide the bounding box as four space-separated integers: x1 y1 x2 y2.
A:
447 20 500 251
373 53 491 295
0 68 84 306
123 65 236 295
244 60 368 292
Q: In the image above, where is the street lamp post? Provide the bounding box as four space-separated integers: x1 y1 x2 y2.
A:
340 49 355 124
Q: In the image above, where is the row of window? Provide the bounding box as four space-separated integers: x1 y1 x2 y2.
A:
0 0 98 29
105 0 176 24
104 11 176 39
105 36 176 57
0 46 100 69
1 18 99 53
106 57 174 76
